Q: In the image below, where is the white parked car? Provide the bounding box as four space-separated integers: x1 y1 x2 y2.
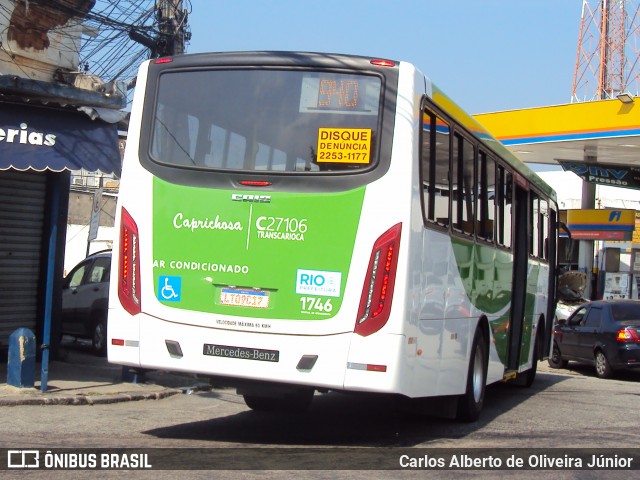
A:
555 270 589 322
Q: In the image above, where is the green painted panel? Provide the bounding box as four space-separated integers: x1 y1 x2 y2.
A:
451 237 514 365
151 178 365 320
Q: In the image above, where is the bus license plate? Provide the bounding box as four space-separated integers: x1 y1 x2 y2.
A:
220 288 269 308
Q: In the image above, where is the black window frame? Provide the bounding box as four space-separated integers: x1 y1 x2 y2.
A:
138 52 400 193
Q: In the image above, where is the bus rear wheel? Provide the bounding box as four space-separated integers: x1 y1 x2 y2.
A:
514 326 542 388
243 389 314 413
456 328 487 422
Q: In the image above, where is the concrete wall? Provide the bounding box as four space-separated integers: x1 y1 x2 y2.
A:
64 190 117 276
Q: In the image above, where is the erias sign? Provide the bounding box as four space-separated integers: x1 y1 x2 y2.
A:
0 103 121 174
0 122 56 146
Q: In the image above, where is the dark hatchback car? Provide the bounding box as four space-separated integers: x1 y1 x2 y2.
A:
61 251 111 356
549 299 640 378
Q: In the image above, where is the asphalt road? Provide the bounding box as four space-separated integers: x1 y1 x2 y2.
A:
2 354 639 479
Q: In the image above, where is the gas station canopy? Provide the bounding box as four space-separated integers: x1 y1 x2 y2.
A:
475 98 640 300
474 97 640 174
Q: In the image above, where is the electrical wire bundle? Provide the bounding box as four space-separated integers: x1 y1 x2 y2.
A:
0 0 192 106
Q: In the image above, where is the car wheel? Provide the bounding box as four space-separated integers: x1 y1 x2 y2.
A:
548 342 568 369
594 350 613 379
456 327 487 422
92 320 107 357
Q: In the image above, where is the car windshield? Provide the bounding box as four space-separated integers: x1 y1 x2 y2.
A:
611 303 640 322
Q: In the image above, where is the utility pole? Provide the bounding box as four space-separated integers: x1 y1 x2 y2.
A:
128 0 190 58
156 0 189 56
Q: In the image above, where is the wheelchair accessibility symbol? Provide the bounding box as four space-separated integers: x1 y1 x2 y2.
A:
158 276 181 302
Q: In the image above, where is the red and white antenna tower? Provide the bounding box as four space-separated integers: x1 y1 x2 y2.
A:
572 0 640 102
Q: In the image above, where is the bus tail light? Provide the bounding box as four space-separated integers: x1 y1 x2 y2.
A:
118 207 141 316
355 223 402 336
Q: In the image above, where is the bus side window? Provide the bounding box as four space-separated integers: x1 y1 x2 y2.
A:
421 108 450 227
452 133 475 235
530 192 540 257
540 198 549 260
477 151 496 241
496 166 512 248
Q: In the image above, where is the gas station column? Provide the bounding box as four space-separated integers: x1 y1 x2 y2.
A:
579 178 596 299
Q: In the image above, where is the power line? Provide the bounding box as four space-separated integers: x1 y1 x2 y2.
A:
2 1 191 106
79 1 192 82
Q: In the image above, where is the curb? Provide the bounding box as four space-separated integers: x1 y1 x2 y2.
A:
0 388 182 407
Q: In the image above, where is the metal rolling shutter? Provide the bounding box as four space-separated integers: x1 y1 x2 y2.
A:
0 170 46 348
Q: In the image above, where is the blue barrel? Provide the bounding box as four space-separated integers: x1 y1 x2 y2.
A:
7 328 36 388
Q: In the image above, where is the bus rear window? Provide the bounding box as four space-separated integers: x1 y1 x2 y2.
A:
150 69 382 173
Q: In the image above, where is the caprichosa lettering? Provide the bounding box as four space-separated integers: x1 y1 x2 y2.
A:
173 212 243 232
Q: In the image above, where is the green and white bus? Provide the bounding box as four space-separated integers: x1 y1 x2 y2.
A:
108 51 560 421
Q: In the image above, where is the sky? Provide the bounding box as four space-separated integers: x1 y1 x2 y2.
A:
186 0 582 115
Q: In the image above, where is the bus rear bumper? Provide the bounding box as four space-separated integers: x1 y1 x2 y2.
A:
108 312 355 391
107 312 407 394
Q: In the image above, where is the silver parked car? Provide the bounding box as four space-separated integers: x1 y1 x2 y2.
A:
61 250 111 356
